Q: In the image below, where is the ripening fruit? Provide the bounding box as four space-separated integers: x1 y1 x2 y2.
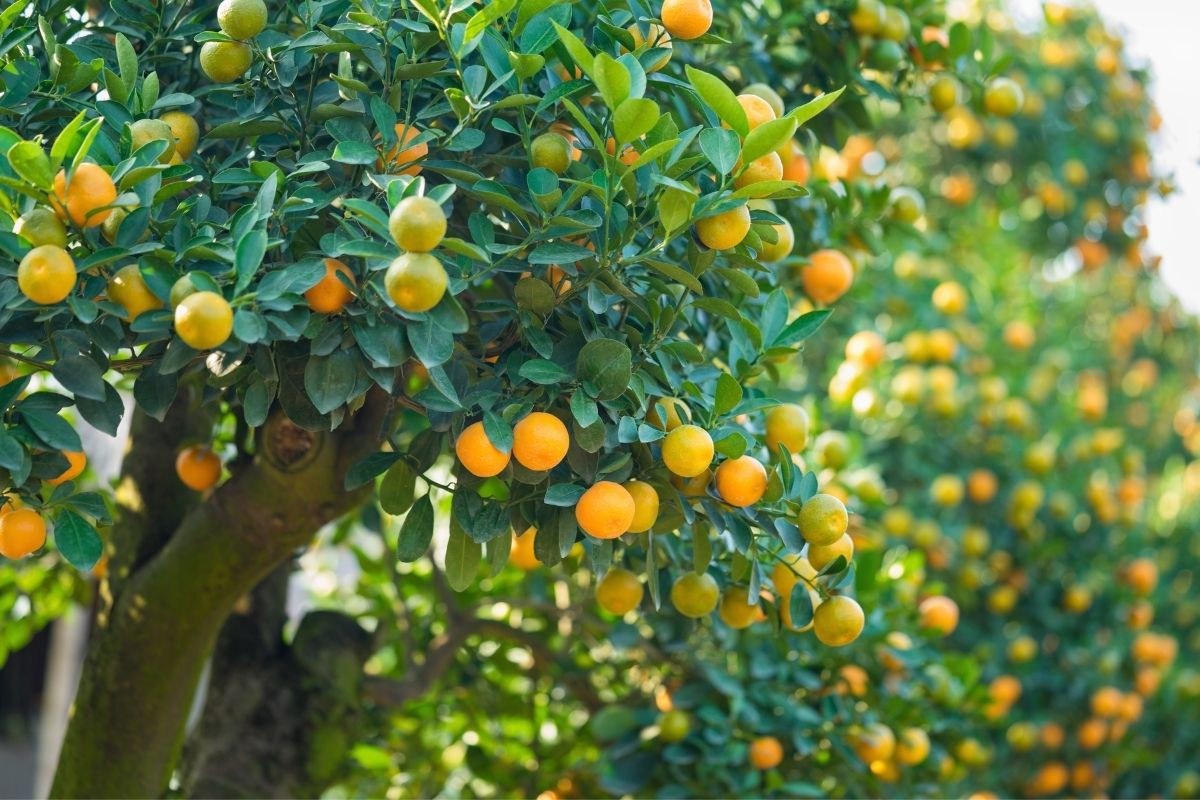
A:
748 736 784 770
379 124 427 176
47 451 87 486
18 245 76 305
385 253 448 313
596 567 644 615
889 187 924 223
807 532 853 571
389 196 447 253
0 509 47 559
851 723 895 764
773 555 818 632
217 0 267 38
13 207 68 248
174 291 233 350
984 77 1025 117
511 411 570 471
455 422 511 478
510 527 541 570
660 0 712 40
670 571 720 617
802 249 853 305
695 206 751 250
919 595 959 635
175 445 222 490
896 728 930 766
714 456 767 507
662 424 714 478
932 281 968 315
658 709 691 742
848 0 885 36
531 132 572 175
200 41 253 83
780 139 811 183
967 469 998 503
734 94 777 132
718 585 760 629
929 74 960 111
759 219 794 263
107 264 164 321
129 119 177 163
1125 557 1158 596
648 397 691 430
878 6 910 41
765 403 809 453
734 152 783 189
1091 686 1123 718
798 493 848 546
743 83 785 117
575 481 636 539
845 330 885 367
626 23 673 72
930 474 964 506
51 164 117 228
305 258 356 314
624 480 660 533
988 675 1021 707
813 595 864 646
160 111 200 160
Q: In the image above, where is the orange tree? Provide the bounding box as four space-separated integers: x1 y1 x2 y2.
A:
0 0 992 795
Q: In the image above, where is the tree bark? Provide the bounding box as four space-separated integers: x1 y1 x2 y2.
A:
49 392 389 799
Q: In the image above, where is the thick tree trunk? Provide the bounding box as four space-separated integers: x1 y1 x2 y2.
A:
49 393 388 799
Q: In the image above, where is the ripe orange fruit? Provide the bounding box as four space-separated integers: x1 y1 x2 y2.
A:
733 94 776 133
175 445 222 490
660 0 712 40
671 469 711 498
511 411 569 471
51 163 117 228
174 291 234 350
932 281 968 315
765 403 809 452
510 526 541 570
107 264 164 320
199 41 253 83
759 219 794 262
217 0 267 39
895 728 930 766
797 492 848 546
1026 762 1069 796
807 532 853 571
531 132 572 175
0 509 47 559
1077 718 1107 750
47 451 87 486
13 207 68 248
575 481 635 539
695 206 751 250
1124 557 1157 596
813 594 864 646
984 77 1025 117
661 424 714 478
845 330 885 367
718 585 760 629
385 253 448 313
733 152 783 189
802 249 853 305
379 123 427 175
160 111 200 160
305 258 356 313
838 664 869 697
648 397 691 430
918 595 959 635
389 196 447 253
967 468 998 503
748 736 783 770
596 567 644 614
989 674 1021 706
670 570 719 617
624 480 660 533
851 723 895 763
714 455 767 507
455 422 511 478
1091 686 1122 718
18 245 76 305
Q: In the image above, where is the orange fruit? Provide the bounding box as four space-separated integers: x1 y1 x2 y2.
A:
13 207 68 248
107 264 164 320
669 570 719 617
217 0 267 39
47 450 87 486
838 664 869 697
743 83 785 117
511 411 569 471
748 736 783 770
802 249 853 305
174 291 233 350
918 595 959 635
797 492 848 546
759 220 794 262
1091 686 1123 718
781 149 810 183
531 132 572 175
695 206 751 250
895 728 930 766
989 674 1021 706
733 152 783 189
660 0 712 40
305 258 356 313
718 585 760 629
575 481 635 539
176 445 222 490
379 123 427 175
812 595 864 646
714 455 767 507
51 163 117 228
385 253 448 313
199 41 252 83
389 196 447 253
1077 718 1107 750
596 567 644 614
807 532 853 571
929 74 960 111
851 723 895 763
455 422 510 478
661 424 714 477
624 480 660 533
160 111 200 159
1026 762 1068 796
845 330 885 367
967 468 998 503
18 245 76 305
932 281 968 315
765 403 809 452
510 526 541 570
129 119 177 163
648 397 691 430
984 77 1024 117
733 94 776 133
1124 557 1157 596
0 509 47 559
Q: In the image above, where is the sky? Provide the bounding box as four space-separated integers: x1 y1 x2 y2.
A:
1010 0 1200 311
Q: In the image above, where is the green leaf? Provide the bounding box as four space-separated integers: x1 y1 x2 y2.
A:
54 509 102 570
0 430 24 471
465 0 518 46
544 483 586 506
788 582 814 629
21 409 82 451
115 33 137 97
550 21 594 78
613 98 659 144
380 460 418 515
345 452 401 490
206 120 286 139
773 309 832 347
657 186 697 234
698 127 740 175
692 525 712 573
592 53 631 109
235 229 268 294
643 259 703 293
741 116 797 165
304 349 358 415
576 338 632 401
332 140 378 165
483 411 514 453
7 141 53 189
685 66 747 137
714 372 742 416
396 494 435 562
444 517 482 591
789 86 845 127
519 358 571 385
